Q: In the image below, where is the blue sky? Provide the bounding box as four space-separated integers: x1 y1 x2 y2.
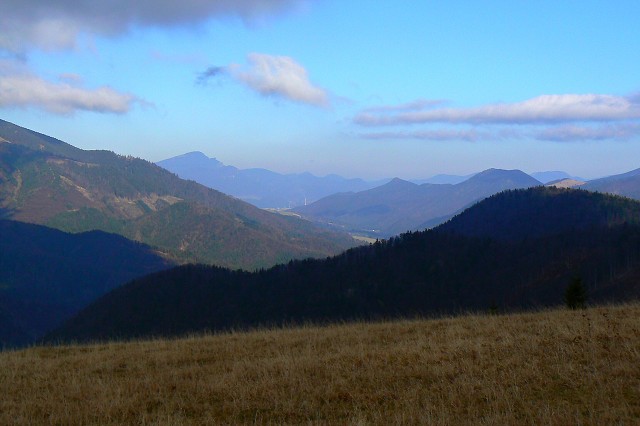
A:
1 0 639 180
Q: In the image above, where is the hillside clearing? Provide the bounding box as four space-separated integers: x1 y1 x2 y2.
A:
1 304 639 424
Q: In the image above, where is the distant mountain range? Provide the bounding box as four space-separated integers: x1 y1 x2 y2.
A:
157 151 386 208
418 171 585 185
157 153 589 195
293 168 542 237
293 167 640 237
157 151 640 239
0 119 356 270
47 187 640 344
0 219 173 348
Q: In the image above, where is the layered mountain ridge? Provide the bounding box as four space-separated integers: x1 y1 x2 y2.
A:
0 119 356 270
293 168 542 236
157 151 385 208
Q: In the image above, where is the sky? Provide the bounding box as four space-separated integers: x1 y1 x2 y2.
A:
1 0 639 180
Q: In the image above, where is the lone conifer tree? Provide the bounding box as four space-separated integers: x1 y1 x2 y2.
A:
564 277 587 310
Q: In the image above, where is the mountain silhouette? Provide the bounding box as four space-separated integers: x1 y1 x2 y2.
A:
157 151 385 208
294 168 541 236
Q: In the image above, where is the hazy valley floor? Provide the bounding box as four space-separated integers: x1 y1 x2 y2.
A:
1 304 639 425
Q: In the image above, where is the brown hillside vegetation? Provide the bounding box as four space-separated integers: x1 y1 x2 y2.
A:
2 304 639 425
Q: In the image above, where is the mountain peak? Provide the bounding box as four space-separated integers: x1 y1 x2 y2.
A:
474 168 517 176
389 177 414 185
382 177 418 191
176 151 220 162
157 151 224 168
182 151 209 159
464 168 541 186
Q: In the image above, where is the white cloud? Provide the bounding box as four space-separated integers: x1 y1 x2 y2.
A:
355 94 640 126
228 53 328 107
0 0 308 52
359 122 640 143
535 123 640 142
0 2 311 116
0 73 139 115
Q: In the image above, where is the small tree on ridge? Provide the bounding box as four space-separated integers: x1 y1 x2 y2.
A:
564 277 587 310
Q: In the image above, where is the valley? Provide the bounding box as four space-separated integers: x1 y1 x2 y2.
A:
2 2 638 423
3 119 640 349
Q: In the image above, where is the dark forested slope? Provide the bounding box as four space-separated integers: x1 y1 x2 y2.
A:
47 187 640 343
438 186 640 240
0 220 173 348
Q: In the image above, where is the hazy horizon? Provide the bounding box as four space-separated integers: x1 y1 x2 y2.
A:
1 1 639 180
158 149 603 182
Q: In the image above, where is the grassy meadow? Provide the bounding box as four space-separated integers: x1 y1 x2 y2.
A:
1 303 639 424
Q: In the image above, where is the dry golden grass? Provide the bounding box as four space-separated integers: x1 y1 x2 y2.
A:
1 304 639 425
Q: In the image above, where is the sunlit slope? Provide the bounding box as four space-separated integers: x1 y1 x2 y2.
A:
0 119 356 269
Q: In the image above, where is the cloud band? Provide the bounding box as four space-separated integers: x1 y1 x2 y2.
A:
0 0 307 52
0 73 139 115
355 94 640 127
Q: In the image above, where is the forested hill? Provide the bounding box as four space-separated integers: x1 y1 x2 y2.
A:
0 119 356 270
47 187 640 344
438 186 640 240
